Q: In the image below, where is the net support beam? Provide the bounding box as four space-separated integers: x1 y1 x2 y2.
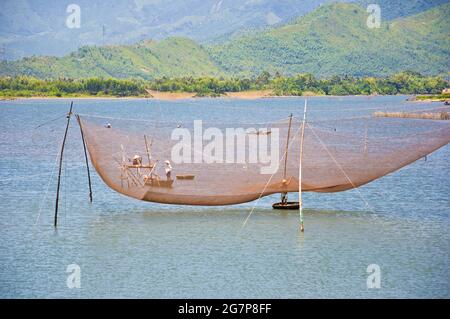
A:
76 114 93 203
54 101 73 227
299 100 307 232
281 114 293 202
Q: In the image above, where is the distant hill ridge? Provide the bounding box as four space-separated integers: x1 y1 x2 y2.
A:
1 3 449 79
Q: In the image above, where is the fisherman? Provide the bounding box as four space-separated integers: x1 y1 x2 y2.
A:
132 154 143 175
164 160 172 180
132 155 142 166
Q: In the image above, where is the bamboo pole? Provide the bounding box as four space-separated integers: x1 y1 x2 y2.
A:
299 100 307 232
54 101 73 227
281 114 293 202
76 115 93 202
144 135 152 172
283 114 293 180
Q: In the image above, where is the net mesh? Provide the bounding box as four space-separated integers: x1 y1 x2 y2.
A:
77 114 450 205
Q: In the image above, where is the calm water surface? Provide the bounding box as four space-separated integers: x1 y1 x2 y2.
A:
0 96 449 298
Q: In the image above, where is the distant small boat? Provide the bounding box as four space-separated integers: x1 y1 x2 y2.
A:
176 174 195 180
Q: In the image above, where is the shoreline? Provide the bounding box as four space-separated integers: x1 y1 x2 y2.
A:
1 92 448 102
1 95 383 101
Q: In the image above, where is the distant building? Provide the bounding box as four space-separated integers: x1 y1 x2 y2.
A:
442 88 450 94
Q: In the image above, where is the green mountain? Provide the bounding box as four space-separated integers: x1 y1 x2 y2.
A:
1 3 449 79
356 0 449 20
1 38 223 79
208 2 450 77
1 0 445 60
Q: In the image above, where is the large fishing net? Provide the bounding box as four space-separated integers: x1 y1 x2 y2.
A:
77 114 450 205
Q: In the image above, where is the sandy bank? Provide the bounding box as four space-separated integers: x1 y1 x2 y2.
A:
224 90 274 99
146 90 196 100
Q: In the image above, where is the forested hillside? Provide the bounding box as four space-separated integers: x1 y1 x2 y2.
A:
208 3 450 77
1 3 449 79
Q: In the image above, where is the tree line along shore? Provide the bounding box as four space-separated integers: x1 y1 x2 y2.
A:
0 71 448 100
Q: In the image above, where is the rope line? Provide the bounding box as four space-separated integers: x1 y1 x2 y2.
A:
34 138 64 225
75 112 293 126
34 113 67 129
240 123 303 229
307 122 376 213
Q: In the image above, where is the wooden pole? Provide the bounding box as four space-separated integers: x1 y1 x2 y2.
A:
76 115 93 203
144 135 152 171
283 114 293 180
54 101 73 227
299 100 307 232
281 114 293 202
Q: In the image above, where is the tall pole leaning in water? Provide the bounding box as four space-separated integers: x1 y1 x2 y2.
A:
54 101 73 227
298 99 307 232
76 114 93 203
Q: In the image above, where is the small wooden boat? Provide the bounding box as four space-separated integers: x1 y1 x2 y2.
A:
176 174 195 180
272 201 299 210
